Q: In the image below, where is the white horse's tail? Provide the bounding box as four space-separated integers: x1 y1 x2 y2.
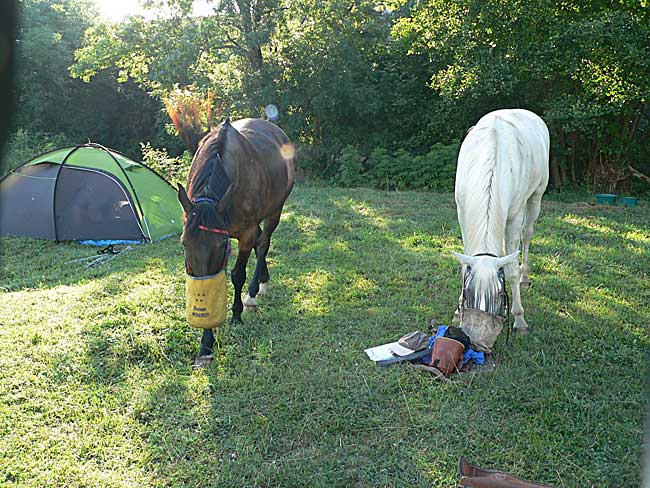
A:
455 123 504 254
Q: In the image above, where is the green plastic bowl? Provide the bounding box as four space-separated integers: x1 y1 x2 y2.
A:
595 193 617 205
620 196 638 207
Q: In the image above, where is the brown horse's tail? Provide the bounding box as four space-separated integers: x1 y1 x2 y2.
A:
164 89 216 155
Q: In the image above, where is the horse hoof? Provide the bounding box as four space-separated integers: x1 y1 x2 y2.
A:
229 316 242 325
520 279 531 289
513 326 529 334
257 282 269 296
243 294 257 313
192 354 214 368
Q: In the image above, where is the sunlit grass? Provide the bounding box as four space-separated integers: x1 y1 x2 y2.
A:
288 270 334 316
0 185 647 487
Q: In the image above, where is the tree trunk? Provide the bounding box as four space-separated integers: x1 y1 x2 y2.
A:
569 133 577 184
236 0 264 73
549 156 562 188
247 45 264 73
560 163 568 185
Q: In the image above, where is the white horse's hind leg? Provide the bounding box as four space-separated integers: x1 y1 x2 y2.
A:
520 192 543 289
505 214 528 332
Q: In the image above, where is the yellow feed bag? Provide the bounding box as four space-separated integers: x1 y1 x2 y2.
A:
186 270 228 329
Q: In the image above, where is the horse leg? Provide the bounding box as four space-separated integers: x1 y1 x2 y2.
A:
505 214 528 332
199 329 214 356
256 254 270 296
250 225 269 296
231 228 257 323
192 328 216 367
247 211 282 301
520 191 543 289
453 263 468 324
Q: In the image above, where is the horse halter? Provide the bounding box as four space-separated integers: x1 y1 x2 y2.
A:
184 197 231 276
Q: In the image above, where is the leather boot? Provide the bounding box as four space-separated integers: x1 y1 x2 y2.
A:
458 457 556 488
429 337 464 376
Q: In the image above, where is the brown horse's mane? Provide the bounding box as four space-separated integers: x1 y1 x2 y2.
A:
185 122 233 232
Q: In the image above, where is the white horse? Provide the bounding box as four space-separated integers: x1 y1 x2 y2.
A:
454 109 549 332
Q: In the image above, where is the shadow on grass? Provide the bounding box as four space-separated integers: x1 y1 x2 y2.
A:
0 235 185 292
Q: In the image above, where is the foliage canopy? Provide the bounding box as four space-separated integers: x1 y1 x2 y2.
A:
8 0 650 192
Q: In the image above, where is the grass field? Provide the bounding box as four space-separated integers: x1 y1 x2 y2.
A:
0 185 648 487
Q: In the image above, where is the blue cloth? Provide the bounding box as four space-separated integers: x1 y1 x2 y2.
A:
464 348 485 365
79 239 142 246
423 325 485 366
432 325 449 343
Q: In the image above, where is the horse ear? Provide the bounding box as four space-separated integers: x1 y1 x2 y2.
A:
495 251 519 268
177 184 192 214
216 183 235 213
454 252 478 267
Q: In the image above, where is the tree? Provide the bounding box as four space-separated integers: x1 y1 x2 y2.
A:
71 0 423 173
13 0 162 157
71 0 286 116
15 0 98 133
269 0 395 167
392 0 650 190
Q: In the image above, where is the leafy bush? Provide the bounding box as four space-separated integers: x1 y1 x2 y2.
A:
334 143 459 192
1 129 71 176
140 142 192 186
335 145 366 188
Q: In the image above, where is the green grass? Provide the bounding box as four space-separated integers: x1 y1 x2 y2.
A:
0 186 648 488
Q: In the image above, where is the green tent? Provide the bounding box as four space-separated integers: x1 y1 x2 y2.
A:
0 143 183 242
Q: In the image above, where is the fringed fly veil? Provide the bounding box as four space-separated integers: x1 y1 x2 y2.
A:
460 266 509 352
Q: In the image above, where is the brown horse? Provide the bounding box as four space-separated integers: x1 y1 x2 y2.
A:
177 117 295 365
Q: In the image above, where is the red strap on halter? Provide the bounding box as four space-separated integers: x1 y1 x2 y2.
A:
197 225 229 236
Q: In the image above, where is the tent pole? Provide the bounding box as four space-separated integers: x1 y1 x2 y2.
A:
52 145 84 242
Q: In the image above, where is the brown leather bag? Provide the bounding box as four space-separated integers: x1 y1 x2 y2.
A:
458 457 556 488
429 337 464 376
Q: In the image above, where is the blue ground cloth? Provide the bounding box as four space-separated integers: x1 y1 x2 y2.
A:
424 325 485 365
79 239 143 246
80 233 178 246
